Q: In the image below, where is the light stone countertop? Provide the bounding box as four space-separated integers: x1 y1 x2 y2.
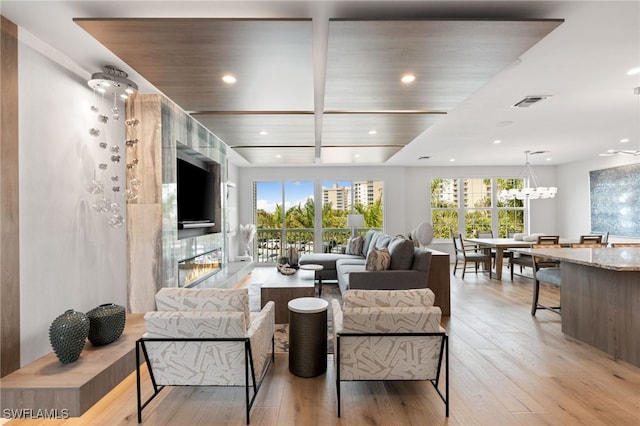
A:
513 247 640 271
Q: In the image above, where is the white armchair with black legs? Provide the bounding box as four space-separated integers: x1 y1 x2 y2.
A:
136 288 275 424
332 288 449 418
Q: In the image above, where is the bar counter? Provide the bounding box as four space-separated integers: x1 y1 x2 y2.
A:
519 247 640 367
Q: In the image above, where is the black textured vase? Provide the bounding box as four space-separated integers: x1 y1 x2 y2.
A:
49 309 90 364
86 303 126 346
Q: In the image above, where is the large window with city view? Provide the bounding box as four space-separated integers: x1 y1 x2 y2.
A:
253 180 384 263
322 180 383 253
431 177 525 239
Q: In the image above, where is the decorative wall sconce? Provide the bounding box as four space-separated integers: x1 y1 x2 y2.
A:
86 65 139 228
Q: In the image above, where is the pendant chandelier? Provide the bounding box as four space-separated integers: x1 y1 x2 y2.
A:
85 65 140 228
498 150 558 201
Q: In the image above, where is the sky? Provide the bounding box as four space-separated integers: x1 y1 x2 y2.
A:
256 180 351 213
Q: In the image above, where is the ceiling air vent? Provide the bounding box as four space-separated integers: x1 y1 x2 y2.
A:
512 95 551 108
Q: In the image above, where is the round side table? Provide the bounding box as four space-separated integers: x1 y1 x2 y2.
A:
288 297 329 378
299 263 324 296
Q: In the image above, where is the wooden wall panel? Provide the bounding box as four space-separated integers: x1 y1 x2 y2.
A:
1 15 20 377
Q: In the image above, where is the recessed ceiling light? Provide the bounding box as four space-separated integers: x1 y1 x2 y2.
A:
222 75 237 84
627 67 640 75
354 154 360 158
546 157 552 161
259 130 268 135
493 140 502 144
401 74 416 83
449 158 455 162
275 154 282 159
368 129 377 135
620 138 630 143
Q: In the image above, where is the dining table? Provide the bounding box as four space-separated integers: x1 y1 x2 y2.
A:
462 237 575 280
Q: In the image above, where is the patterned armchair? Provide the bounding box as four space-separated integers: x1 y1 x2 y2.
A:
332 288 448 417
136 288 275 424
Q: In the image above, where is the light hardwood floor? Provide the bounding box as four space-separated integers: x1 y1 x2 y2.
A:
5 267 640 425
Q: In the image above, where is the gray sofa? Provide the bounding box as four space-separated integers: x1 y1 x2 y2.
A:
299 230 432 294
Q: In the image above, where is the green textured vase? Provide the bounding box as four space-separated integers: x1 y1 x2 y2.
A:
49 309 90 364
86 303 126 346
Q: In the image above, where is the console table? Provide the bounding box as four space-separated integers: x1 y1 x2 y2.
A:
520 247 640 367
0 314 145 417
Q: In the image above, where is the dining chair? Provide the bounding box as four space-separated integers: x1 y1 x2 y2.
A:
579 234 603 244
531 244 562 315
452 234 492 279
510 235 560 280
536 235 560 245
571 243 603 248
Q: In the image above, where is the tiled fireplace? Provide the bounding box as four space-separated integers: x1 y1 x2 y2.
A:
178 248 222 287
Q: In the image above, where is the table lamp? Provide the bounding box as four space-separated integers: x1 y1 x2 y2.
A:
347 214 365 238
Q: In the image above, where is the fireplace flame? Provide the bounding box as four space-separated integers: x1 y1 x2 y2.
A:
184 261 220 286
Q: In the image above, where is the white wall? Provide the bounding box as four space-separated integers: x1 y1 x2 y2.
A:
18 36 127 365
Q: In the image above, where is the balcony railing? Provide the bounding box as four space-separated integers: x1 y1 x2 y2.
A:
254 227 380 263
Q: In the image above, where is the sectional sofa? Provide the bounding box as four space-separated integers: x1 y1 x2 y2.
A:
299 230 451 315
299 230 420 281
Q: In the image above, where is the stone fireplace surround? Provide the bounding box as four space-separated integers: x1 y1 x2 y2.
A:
126 94 230 312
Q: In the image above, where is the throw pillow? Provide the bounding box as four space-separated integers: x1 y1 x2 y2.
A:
346 236 364 256
362 230 378 256
374 233 392 249
388 237 415 270
365 247 391 271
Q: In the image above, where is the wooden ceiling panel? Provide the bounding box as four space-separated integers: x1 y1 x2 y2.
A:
75 18 314 112
321 113 443 146
75 17 562 166
324 19 563 111
320 146 402 164
233 147 316 164
193 114 315 147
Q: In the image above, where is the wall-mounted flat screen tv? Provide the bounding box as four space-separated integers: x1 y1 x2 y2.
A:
176 147 221 239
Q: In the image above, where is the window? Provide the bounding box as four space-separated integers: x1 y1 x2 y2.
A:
322 180 383 253
254 181 314 262
464 178 492 237
431 178 459 239
254 179 384 262
431 177 526 239
497 178 525 237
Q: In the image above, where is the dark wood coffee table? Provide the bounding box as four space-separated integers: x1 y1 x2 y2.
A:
261 268 316 323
